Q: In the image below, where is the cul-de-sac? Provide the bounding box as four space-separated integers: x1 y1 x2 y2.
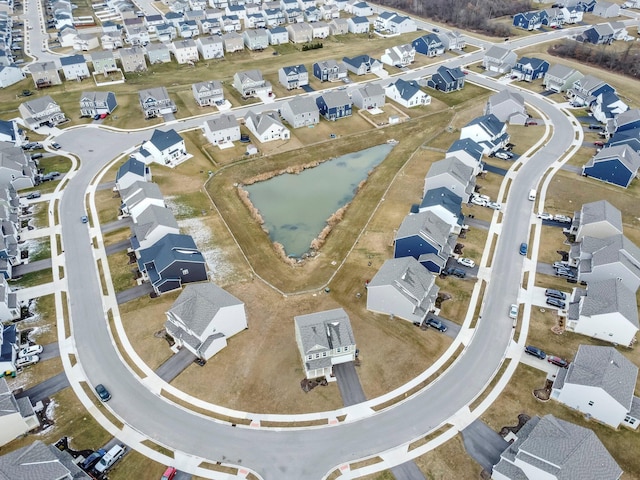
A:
0 0 640 478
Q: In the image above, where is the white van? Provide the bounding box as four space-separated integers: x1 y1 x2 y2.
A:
528 189 536 201
94 444 126 473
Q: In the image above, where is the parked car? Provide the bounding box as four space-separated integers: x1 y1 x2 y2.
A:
18 344 43 357
470 196 487 206
588 124 603 130
50 142 61 150
519 242 528 255
594 141 604 147
15 355 39 367
95 383 111 402
81 215 88 223
546 297 566 309
444 267 466 278
99 112 108 119
81 449 107 470
161 467 178 480
426 318 447 332
553 214 572 223
93 114 101 120
537 212 553 220
509 304 518 319
487 201 501 210
555 269 576 279
547 355 569 368
457 257 475 268
494 151 511 160
94 444 125 473
526 120 537 126
524 345 546 359
25 191 41 199
31 153 43 160
545 288 566 300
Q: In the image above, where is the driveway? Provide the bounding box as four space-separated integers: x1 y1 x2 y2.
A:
115 283 153 304
155 348 198 383
13 258 52 276
333 362 366 407
105 239 131 255
461 420 508 472
424 312 461 339
390 461 426 480
482 163 508 176
39 342 60 361
101 218 131 234
16 371 70 404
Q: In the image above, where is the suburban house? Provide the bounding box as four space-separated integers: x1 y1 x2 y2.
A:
280 96 319 128
0 441 91 478
367 256 439 325
101 31 125 50
459 114 509 154
423 156 475 203
591 91 628 124
278 64 309 90
0 65 25 88
419 186 464 230
91 50 119 74
384 78 431 108
543 64 583 93
0 277 20 322
132 129 188 168
482 46 517 73
593 1 620 17
165 282 247 361
374 12 416 34
316 91 352 121
438 30 466 50
492 415 622 480
120 181 164 218
0 120 23 147
552 345 640 429
267 26 289 45
394 210 456 274
446 138 484 174
582 144 640 188
0 378 39 447
485 90 528 125
155 23 178 43
0 144 38 190
233 69 272 99
426 65 465 93
171 38 199 64
203 114 241 146
244 110 290 142
120 46 148 72
512 10 545 30
18 96 67 129
565 278 638 346
130 203 180 252
115 157 152 192
192 80 224 107
350 83 385 110
566 200 623 242
221 32 244 52
243 28 269 50
607 127 640 151
312 59 348 83
567 75 612 107
342 54 384 76
329 18 349 35
311 21 331 39
614 108 640 132
570 234 640 291
145 43 172 64
294 308 356 380
511 56 549 82
0 324 17 376
286 23 313 43
59 54 90 81
28 61 61 88
411 33 445 57
196 36 224 60
138 87 177 119
380 43 415 68
79 91 117 117
347 16 370 34
347 1 374 16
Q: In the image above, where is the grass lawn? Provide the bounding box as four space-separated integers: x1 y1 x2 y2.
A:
6 356 63 393
27 238 51 262
109 450 167 480
18 293 58 345
536 225 570 265
9 269 53 288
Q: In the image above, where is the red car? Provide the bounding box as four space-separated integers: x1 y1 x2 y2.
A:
161 467 177 480
594 141 604 147
99 112 108 119
547 356 569 368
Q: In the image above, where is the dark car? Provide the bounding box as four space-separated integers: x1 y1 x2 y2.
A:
547 356 569 368
95 384 111 402
81 449 107 470
546 297 566 309
444 267 466 278
93 114 101 120
524 345 546 360
426 318 447 332
26 191 41 199
519 242 528 256
545 289 566 300
51 142 61 150
30 153 43 160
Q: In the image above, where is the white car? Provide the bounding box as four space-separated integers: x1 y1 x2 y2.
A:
554 215 572 223
15 355 39 368
470 196 487 206
494 151 511 160
18 344 43 358
509 304 518 319
537 212 553 220
457 257 475 268
487 201 502 210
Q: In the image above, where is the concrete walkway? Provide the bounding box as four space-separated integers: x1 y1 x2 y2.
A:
16 371 70 404
13 258 52 276
333 362 366 407
461 420 509 472
155 348 198 383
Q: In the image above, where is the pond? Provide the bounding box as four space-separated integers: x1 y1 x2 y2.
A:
245 143 395 258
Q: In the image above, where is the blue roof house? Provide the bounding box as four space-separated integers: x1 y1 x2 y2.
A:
394 210 456 273
581 23 614 45
315 91 352 121
426 65 465 93
512 11 545 30
418 186 464 230
137 233 208 295
342 54 384 76
446 138 484 174
614 109 640 133
115 157 152 192
607 127 640 152
411 33 444 57
512 57 549 82
582 144 640 188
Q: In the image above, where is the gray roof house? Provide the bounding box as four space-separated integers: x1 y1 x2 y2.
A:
0 276 20 322
130 204 180 251
91 50 118 74
566 200 623 242
28 61 61 88
196 36 224 60
233 69 272 98
165 282 247 361
192 80 224 107
244 110 290 143
565 278 638 346
543 64 584 93
484 90 528 125
278 64 309 90
280 96 319 129
0 377 39 447
418 186 464 231
203 113 241 146
120 46 147 73
79 91 117 117
18 96 67 129
294 308 356 380
423 156 475 203
145 42 172 64
459 114 509 155
380 43 415 68
0 440 90 478
552 345 640 429
138 87 177 119
351 83 385 110
286 22 313 43
492 414 623 480
115 157 152 192
243 28 269 50
120 181 164 218
0 144 38 190
571 234 640 291
222 31 244 53
329 17 349 35
482 46 517 73
366 256 439 325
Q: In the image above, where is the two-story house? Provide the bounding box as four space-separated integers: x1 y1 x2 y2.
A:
28 61 61 88
426 65 465 93
312 59 347 82
233 69 272 99
315 90 352 121
380 43 415 68
278 64 309 90
18 95 66 129
79 91 117 117
192 80 224 107
244 110 290 143
133 129 189 168
482 45 517 73
138 87 177 119
280 96 319 128
203 113 241 146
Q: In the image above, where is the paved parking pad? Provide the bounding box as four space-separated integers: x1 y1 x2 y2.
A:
461 420 509 472
390 460 426 480
333 362 366 407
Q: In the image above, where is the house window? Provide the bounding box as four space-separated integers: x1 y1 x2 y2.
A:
315 353 320 359
336 347 341 353
624 416 636 425
588 400 594 406
322 352 327 357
